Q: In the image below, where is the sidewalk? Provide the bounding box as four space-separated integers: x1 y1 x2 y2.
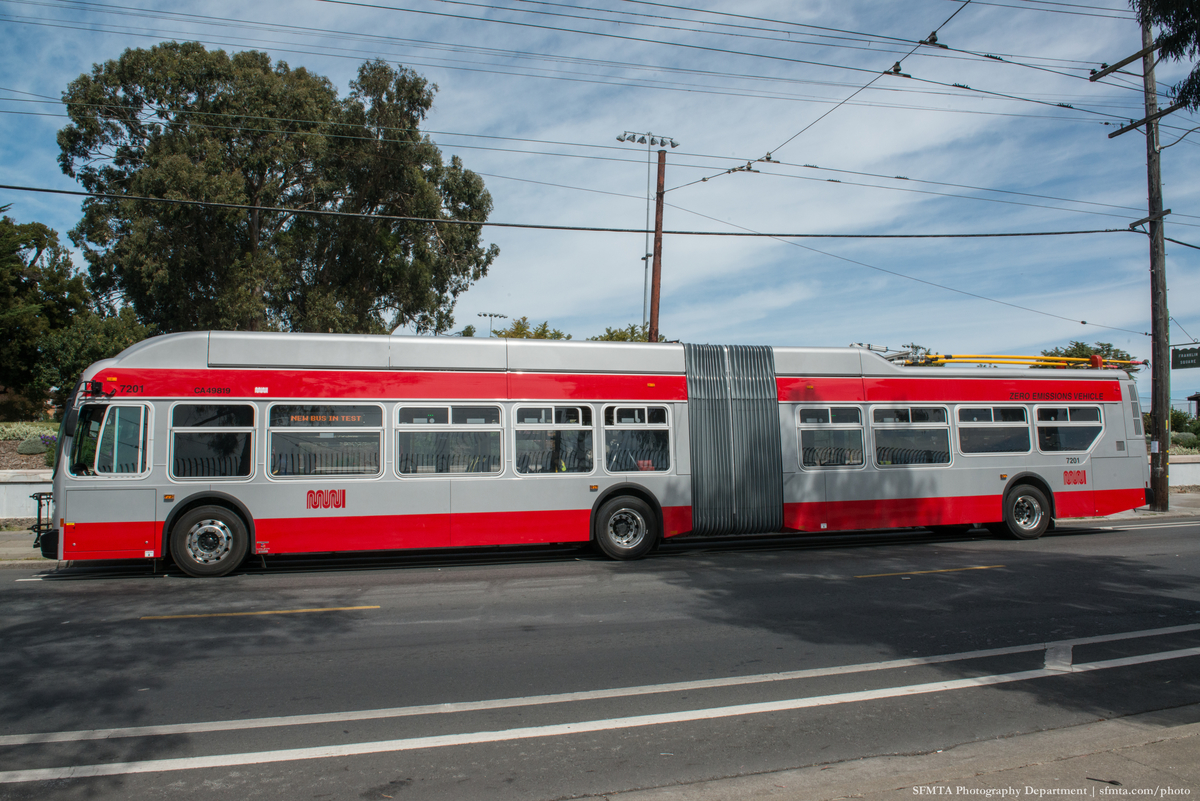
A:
0 522 50 568
601 705 1200 800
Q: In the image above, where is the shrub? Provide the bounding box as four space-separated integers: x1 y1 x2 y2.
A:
40 434 57 468
1172 432 1199 448
0 422 57 441
16 436 47 454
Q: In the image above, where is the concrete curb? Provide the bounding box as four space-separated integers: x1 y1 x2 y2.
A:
595 707 1200 800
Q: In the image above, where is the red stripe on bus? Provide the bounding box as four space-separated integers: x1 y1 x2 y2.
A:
776 377 866 402
451 509 591 546
783 494 1002 532
661 505 694 539
63 521 158 559
508 373 687 401
96 369 687 401
862 377 1122 403
777 376 1122 404
254 514 451 553
1093 487 1146 517
1054 488 1096 518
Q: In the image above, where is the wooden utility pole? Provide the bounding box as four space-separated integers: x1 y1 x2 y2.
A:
648 148 667 343
1141 22 1171 511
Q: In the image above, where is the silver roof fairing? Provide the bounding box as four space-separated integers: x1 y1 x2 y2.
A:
90 332 1134 382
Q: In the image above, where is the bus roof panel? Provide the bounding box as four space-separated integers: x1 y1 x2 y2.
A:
506 339 685 374
390 335 507 371
209 331 391 369
109 331 211 369
772 347 865 376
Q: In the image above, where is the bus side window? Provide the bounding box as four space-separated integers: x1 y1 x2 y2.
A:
798 407 863 468
515 406 593 474
171 404 256 479
604 405 670 472
268 404 384 477
873 407 950 466
1036 406 1103 452
396 405 503 475
957 406 1030 454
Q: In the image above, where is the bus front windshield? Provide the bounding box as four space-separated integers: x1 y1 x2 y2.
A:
69 404 147 476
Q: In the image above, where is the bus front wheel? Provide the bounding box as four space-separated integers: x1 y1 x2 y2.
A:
595 496 658 560
994 485 1051 540
169 506 249 578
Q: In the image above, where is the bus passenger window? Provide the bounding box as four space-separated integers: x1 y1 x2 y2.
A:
516 406 593 474
1036 406 1102 452
957 407 1030 454
604 405 670 472
397 405 502 474
798 407 864 468
171 404 255 479
873 406 950 466
269 404 383 477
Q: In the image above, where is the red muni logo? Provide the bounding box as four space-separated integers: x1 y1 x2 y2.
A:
307 489 347 509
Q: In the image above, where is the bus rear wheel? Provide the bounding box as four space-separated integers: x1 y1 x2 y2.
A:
170 506 249 578
995 485 1051 540
595 496 657 560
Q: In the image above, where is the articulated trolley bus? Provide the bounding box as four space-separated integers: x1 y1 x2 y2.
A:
37 332 1150 577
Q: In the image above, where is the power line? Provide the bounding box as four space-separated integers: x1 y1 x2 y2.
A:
639 194 1151 337
0 181 1152 336
0 181 1144 239
8 100 1190 229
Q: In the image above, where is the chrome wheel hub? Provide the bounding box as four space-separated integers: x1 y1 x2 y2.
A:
186 518 233 564
607 509 647 548
1013 496 1044 532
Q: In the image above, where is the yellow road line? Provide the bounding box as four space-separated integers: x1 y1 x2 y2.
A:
855 565 1005 579
141 606 379 620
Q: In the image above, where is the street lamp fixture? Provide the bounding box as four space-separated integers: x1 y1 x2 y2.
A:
477 312 508 336
616 131 679 337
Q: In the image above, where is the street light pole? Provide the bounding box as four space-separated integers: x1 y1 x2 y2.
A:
617 131 678 337
648 148 666 343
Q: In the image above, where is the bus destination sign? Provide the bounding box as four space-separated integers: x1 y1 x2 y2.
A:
1172 347 1200 370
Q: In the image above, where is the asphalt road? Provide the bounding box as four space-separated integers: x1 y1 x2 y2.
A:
2 518 1199 800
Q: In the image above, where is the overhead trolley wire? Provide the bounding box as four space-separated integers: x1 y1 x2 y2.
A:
0 181 1153 336
0 182 1144 240
673 1 978 191
5 104 1191 229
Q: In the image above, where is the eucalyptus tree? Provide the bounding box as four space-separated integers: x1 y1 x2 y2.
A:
59 42 497 334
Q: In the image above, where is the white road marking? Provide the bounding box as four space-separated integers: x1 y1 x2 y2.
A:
3 622 1199 748
1101 521 1200 531
2 645 1198 785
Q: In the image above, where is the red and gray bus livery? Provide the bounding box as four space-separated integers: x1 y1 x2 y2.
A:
39 331 1150 576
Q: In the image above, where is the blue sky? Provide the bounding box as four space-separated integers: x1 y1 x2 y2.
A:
1 0 1198 407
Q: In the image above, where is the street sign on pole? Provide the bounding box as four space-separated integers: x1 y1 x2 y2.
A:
1172 347 1200 370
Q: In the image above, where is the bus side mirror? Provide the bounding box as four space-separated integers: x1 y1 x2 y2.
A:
62 407 78 438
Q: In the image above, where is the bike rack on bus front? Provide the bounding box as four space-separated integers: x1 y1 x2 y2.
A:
30 491 53 552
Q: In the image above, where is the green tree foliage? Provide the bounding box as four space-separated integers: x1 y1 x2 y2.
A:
491 316 571 339
589 323 651 342
1038 341 1141 371
58 43 497 335
1168 406 1199 434
0 208 89 417
1133 0 1200 111
30 308 153 409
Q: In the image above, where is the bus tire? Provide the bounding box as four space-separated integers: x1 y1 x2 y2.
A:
594 496 657 560
169 506 249 578
1000 485 1050 540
